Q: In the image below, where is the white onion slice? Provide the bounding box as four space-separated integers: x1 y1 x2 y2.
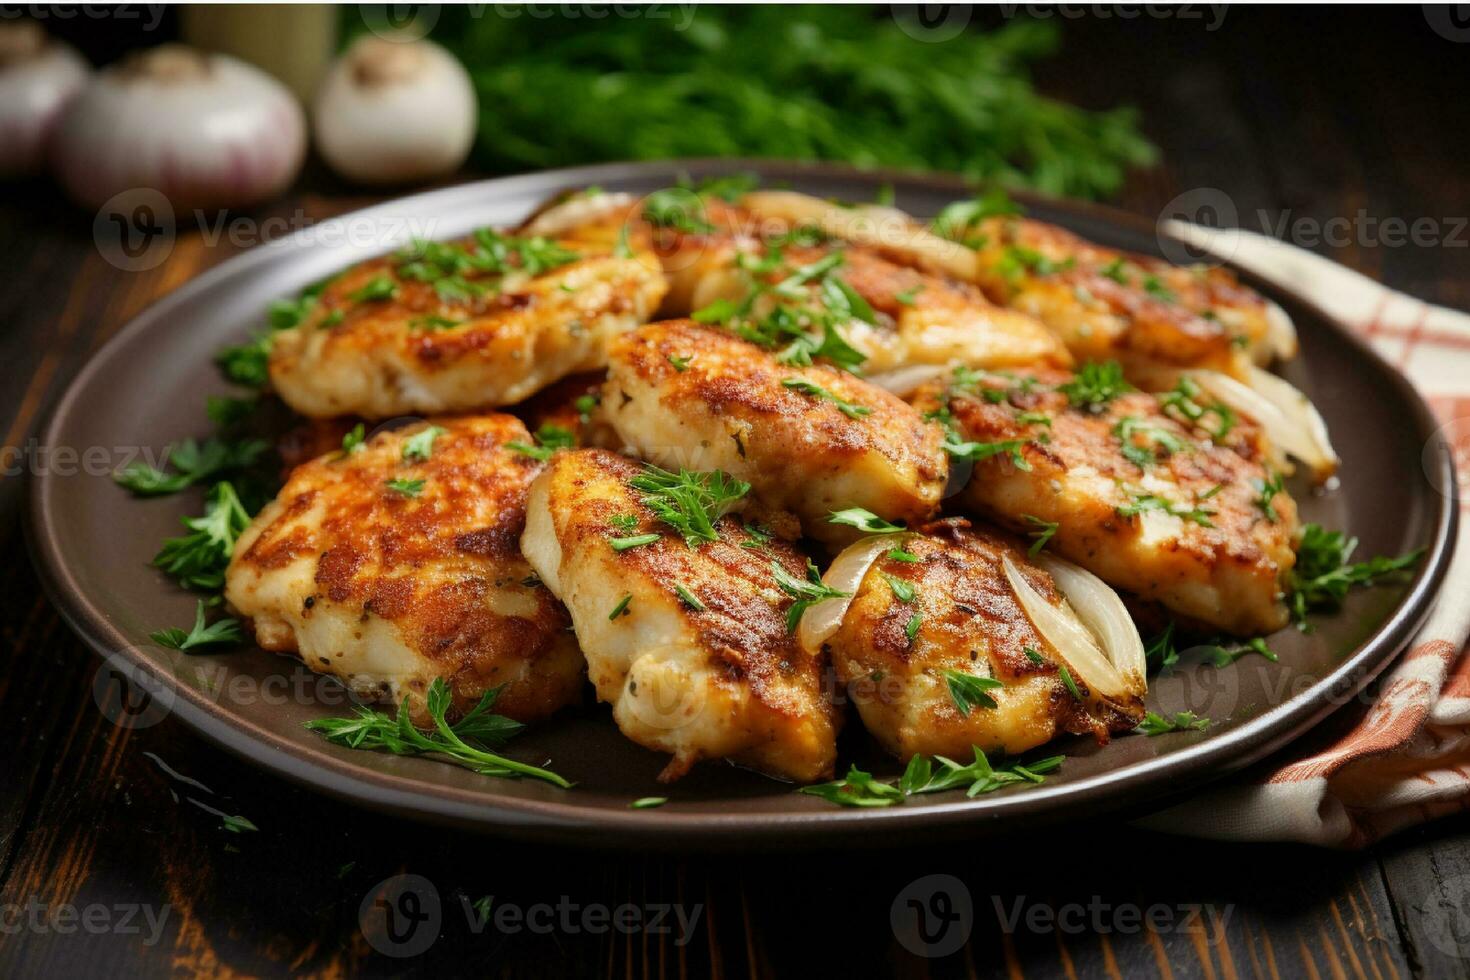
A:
1034 554 1146 696
741 190 979 281
521 190 635 238
1188 369 1339 481
1262 300 1299 361
1002 554 1136 702
864 364 949 397
795 533 904 655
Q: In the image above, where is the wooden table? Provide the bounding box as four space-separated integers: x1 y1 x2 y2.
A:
2 8 1468 978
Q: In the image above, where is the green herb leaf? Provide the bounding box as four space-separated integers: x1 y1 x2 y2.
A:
1288 523 1423 624
1023 514 1058 556
608 594 632 620
1136 710 1210 735
610 533 661 552
628 464 750 547
673 583 706 611
799 764 906 808
944 669 1003 716
349 276 399 303
630 796 668 809
828 507 905 534
401 424 446 462
771 559 849 632
882 573 915 603
306 677 568 787
781 377 871 419
151 599 243 652
1058 361 1133 412
385 478 425 498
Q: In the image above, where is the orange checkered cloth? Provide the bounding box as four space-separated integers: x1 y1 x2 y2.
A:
1133 223 1470 847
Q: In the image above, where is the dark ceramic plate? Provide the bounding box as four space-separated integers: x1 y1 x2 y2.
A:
27 160 1458 847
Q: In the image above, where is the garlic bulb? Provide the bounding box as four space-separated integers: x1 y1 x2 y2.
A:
313 36 477 186
0 21 90 177
51 44 306 211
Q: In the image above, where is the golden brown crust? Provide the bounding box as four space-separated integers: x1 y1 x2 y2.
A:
522 448 839 782
829 519 1142 760
603 320 946 542
226 414 583 723
267 231 667 419
914 367 1299 634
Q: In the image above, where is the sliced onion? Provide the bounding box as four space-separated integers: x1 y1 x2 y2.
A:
1262 300 1299 361
521 190 635 238
1002 554 1138 702
1034 554 1146 696
741 190 979 281
796 533 904 654
864 364 949 397
1187 369 1339 481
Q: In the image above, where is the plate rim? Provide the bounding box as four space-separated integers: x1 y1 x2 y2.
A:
25 157 1460 846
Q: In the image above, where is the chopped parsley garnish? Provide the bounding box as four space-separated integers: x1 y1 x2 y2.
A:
692 246 870 372
942 436 1032 470
349 276 398 303
1145 622 1180 672
1136 710 1210 735
506 424 576 462
1209 637 1277 666
667 353 693 372
887 546 920 563
882 573 915 603
608 594 632 620
152 481 251 590
573 393 600 421
630 797 668 809
904 613 922 645
401 424 446 462
1057 663 1083 700
385 478 424 498
1287 523 1423 624
409 315 463 331
114 436 267 497
1023 515 1059 556
305 677 568 787
150 599 243 652
1023 646 1046 665
609 533 661 552
894 285 924 305
1058 360 1133 412
801 749 1063 807
609 514 639 533
944 669 1003 715
1159 377 1235 441
828 507 905 534
1098 257 1129 285
641 186 715 234
673 583 706 611
771 559 849 632
932 187 1022 243
1142 274 1177 303
1252 472 1284 522
996 244 1075 280
1117 491 1215 528
628 464 750 547
340 423 366 456
781 378 871 418
740 520 773 550
1113 415 1188 468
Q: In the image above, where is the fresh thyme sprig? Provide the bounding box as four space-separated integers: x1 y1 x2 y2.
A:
771 559 849 632
306 678 569 788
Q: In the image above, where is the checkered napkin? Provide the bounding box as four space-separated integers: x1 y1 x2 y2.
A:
1129 222 1470 847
